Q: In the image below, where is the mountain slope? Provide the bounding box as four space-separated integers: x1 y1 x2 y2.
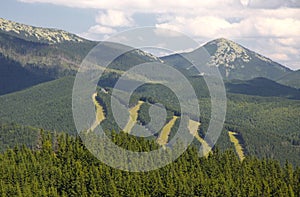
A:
0 18 84 44
0 18 96 95
0 18 164 95
161 38 292 81
226 77 300 99
0 74 300 165
0 76 75 133
277 69 300 89
0 52 53 95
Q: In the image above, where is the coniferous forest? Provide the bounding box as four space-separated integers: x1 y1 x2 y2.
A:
0 131 299 197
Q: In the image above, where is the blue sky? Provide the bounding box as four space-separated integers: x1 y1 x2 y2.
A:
1 0 300 70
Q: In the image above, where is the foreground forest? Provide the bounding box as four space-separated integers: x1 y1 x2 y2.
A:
0 131 299 197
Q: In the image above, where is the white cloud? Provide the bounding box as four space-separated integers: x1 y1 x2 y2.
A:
268 53 289 61
156 16 232 38
156 14 300 39
18 0 238 11
95 10 134 27
248 0 300 9
88 25 116 34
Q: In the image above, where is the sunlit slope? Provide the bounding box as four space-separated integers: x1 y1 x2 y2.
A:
228 131 245 160
89 93 106 132
188 119 211 156
157 116 178 146
123 101 144 133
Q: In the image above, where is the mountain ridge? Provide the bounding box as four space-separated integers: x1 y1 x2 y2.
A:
0 18 299 94
161 37 293 81
0 18 85 44
277 69 300 89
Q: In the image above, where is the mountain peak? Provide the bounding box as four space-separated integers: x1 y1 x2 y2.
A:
0 18 84 44
201 37 290 78
207 38 251 62
206 37 273 64
162 37 291 80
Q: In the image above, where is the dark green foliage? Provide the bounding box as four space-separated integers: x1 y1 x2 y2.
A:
1 75 300 165
0 132 299 196
0 31 94 78
226 77 300 99
0 77 76 133
137 102 151 126
0 53 53 95
0 123 39 152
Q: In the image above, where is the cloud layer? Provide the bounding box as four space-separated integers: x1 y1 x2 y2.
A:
19 0 300 69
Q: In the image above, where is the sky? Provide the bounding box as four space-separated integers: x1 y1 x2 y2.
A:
1 0 300 70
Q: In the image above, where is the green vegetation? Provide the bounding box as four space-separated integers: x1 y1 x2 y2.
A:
0 123 39 152
0 77 76 133
0 76 300 165
1 18 300 196
0 132 299 196
277 69 300 89
0 53 53 95
0 31 95 79
226 77 300 100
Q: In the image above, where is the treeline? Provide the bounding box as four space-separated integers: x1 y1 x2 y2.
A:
0 131 299 197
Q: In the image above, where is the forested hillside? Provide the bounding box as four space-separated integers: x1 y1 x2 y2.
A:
0 76 299 165
0 132 299 197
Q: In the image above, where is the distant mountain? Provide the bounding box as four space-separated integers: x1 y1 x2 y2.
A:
0 18 84 44
226 77 300 99
0 18 96 94
0 18 96 73
0 32 92 94
0 18 163 95
161 38 292 81
277 69 300 89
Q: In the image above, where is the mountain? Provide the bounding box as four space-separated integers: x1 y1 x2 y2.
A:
226 77 300 99
1 18 300 166
277 69 300 89
0 52 53 95
0 76 75 133
0 18 96 94
0 18 163 95
0 18 85 44
1 75 300 165
161 38 292 81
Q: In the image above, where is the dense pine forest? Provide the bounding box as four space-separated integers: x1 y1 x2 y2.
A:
0 131 299 197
